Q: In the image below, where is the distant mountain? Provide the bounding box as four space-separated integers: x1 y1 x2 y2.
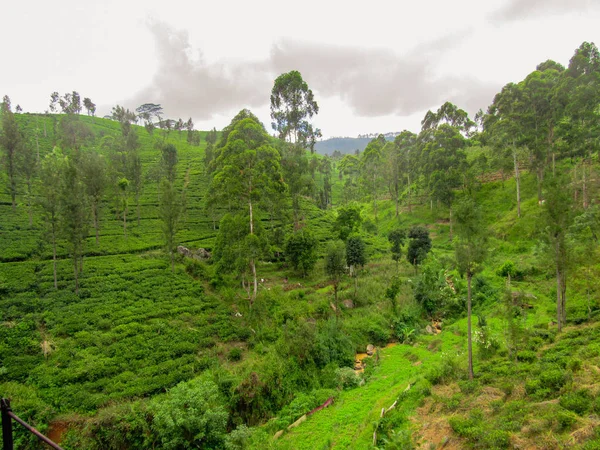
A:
314 133 398 156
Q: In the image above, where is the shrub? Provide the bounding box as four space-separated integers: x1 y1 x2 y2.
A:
335 367 361 389
285 229 318 277
150 379 228 449
516 350 537 363
228 348 242 362
559 390 591 415
556 409 578 431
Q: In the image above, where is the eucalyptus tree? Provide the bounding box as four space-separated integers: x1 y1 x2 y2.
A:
557 42 600 208
542 173 575 333
83 97 96 116
454 197 487 380
208 110 286 305
390 131 417 215
346 236 366 298
160 179 182 272
18 135 38 226
60 157 90 295
421 124 468 237
270 70 320 149
360 134 386 220
39 148 66 289
0 96 21 209
325 240 346 313
79 151 107 244
338 153 360 204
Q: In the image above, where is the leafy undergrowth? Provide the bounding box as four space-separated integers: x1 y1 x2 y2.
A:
413 323 600 450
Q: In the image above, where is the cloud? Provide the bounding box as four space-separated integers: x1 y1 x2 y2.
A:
125 21 497 122
269 34 498 117
125 20 271 120
490 0 598 22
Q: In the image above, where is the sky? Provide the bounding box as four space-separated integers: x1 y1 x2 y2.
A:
3 0 599 138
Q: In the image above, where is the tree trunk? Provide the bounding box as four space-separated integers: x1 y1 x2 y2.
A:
407 173 412 213
536 167 543 203
394 180 399 217
74 255 79 296
123 204 127 239
582 161 588 209
449 206 453 241
249 197 257 305
467 273 474 380
556 249 562 333
513 148 521 218
93 202 100 245
52 224 57 290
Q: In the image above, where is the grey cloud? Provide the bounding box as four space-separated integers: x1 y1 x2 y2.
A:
126 21 497 122
125 21 271 120
490 0 598 22
270 34 498 118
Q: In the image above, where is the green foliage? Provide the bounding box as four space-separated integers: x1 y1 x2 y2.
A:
285 228 318 276
559 390 592 415
406 225 431 268
151 379 228 449
387 228 406 265
333 204 362 241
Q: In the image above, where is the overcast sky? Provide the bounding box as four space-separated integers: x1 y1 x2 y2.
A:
3 0 599 138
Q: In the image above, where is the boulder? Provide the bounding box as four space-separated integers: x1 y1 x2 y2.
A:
425 325 434 334
366 344 375 356
342 299 354 309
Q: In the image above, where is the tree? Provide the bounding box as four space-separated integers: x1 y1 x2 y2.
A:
285 228 318 277
346 236 366 298
407 226 431 272
360 135 385 220
325 240 346 313
159 180 182 272
0 96 21 209
79 151 107 244
60 157 89 295
280 141 313 227
542 173 575 332
17 134 37 226
83 97 96 116
39 148 66 289
385 276 402 314
388 229 406 270
270 70 320 150
117 177 130 239
185 117 194 144
454 197 487 380
208 111 285 305
389 131 417 215
333 204 362 241
49 92 59 113
161 143 178 184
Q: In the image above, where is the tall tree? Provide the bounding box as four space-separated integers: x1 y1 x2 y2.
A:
542 173 575 333
39 148 66 289
360 135 385 221
454 197 487 380
407 225 431 272
60 157 89 295
79 151 107 244
17 135 37 226
346 236 366 298
270 70 320 150
208 111 285 305
325 240 346 314
159 179 182 272
0 96 21 209
388 229 406 270
83 97 96 116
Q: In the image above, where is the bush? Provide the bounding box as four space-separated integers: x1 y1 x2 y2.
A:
285 229 318 277
150 379 228 449
335 367 361 389
556 409 578 431
516 350 537 363
228 348 242 362
559 390 591 415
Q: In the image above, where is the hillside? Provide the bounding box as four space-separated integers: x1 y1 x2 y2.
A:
2 58 600 450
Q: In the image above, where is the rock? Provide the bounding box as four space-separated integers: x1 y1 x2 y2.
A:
273 430 284 440
425 325 434 334
412 360 422 366
342 299 354 309
177 246 211 260
330 302 337 312
366 344 375 355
